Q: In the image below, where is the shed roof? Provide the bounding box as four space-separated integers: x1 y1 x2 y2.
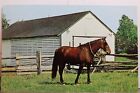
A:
3 11 114 39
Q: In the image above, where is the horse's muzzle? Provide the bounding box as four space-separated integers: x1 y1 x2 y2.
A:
106 51 111 55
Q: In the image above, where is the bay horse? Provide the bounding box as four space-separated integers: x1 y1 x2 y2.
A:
52 37 111 84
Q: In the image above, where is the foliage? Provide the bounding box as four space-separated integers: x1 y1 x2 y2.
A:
116 15 137 54
2 72 137 93
2 13 9 30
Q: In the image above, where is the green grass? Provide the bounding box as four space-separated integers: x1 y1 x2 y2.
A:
115 56 136 62
2 72 138 93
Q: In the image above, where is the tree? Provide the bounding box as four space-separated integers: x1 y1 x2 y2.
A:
2 13 9 30
116 15 137 54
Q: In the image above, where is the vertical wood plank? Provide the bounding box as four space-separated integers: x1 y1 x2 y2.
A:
16 54 20 74
36 51 42 75
92 57 102 73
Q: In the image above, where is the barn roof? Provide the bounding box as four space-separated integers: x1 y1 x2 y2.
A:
3 11 114 39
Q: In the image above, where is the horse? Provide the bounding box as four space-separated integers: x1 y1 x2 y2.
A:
51 37 111 84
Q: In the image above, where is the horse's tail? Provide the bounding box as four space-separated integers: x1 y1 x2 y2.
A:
52 51 59 79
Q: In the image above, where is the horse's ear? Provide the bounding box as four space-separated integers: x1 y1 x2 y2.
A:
102 37 106 40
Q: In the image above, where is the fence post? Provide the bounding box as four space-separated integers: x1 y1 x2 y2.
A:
16 54 20 74
92 57 102 73
36 51 42 75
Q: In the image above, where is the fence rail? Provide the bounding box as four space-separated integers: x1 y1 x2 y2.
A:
68 54 138 73
99 54 138 72
107 54 138 59
2 53 138 75
2 51 54 75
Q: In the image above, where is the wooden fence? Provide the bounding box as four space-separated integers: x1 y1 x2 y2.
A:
93 54 138 72
2 51 53 75
2 52 138 75
66 54 138 73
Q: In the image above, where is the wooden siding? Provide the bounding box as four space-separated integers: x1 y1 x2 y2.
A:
3 37 60 66
2 40 12 66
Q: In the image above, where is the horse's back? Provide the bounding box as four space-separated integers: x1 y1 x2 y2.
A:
56 46 80 58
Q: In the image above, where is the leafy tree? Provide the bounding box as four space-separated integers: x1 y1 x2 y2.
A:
2 13 9 30
116 15 137 54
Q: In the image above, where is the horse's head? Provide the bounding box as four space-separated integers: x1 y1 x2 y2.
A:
100 37 111 54
80 37 111 55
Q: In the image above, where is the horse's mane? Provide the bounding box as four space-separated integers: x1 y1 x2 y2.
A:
78 39 101 48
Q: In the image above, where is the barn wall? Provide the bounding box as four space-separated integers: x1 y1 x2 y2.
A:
61 12 115 61
2 36 60 66
11 37 60 56
2 40 11 57
2 40 12 66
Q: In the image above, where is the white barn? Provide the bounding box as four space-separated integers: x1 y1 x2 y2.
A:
2 11 115 66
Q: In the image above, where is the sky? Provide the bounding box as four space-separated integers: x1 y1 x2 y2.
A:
2 5 137 33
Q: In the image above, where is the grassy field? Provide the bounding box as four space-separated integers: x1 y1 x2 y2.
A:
2 72 138 93
115 56 137 62
2 56 138 93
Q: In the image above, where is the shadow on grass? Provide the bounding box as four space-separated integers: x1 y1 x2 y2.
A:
39 81 76 85
39 81 91 86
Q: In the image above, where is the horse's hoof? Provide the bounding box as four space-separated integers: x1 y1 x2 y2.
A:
76 83 80 86
60 83 64 85
75 82 80 85
74 83 80 86
62 83 65 85
60 82 65 85
87 81 91 84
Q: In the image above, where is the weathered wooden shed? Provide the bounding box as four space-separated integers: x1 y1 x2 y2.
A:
2 11 115 66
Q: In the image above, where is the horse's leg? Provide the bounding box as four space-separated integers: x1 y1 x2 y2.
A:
87 64 91 84
75 64 83 84
59 63 65 84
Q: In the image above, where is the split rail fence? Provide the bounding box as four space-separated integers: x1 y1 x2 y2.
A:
2 51 53 75
94 54 138 72
2 52 138 75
